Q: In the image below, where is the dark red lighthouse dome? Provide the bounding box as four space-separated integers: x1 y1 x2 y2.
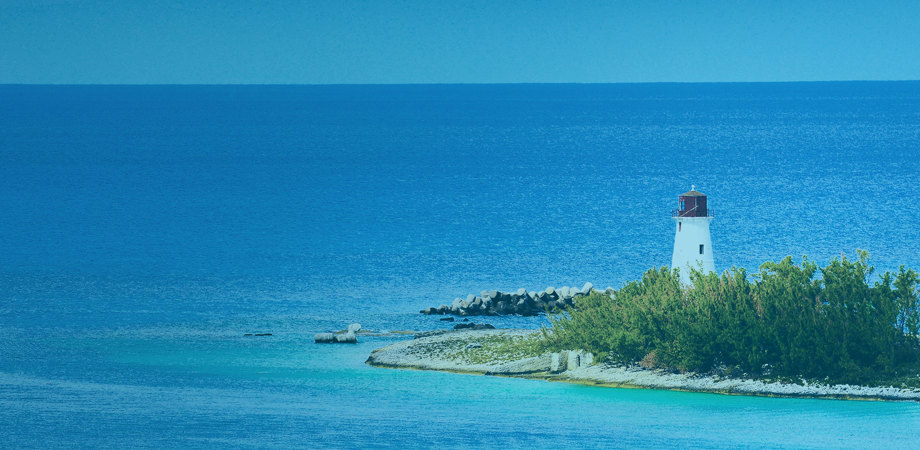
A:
673 185 712 218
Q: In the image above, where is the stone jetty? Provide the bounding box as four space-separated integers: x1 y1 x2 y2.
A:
420 282 596 316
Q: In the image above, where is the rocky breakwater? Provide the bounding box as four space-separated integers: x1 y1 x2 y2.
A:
421 282 597 316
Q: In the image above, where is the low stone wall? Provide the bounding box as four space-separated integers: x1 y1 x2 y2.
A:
421 282 598 316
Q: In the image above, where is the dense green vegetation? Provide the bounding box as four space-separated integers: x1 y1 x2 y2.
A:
544 252 920 385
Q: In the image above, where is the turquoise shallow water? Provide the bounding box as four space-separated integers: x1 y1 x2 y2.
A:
4 325 919 448
2 83 920 447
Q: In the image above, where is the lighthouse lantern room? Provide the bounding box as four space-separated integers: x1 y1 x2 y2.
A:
671 186 715 284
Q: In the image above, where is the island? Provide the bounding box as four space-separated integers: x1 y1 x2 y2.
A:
368 252 920 401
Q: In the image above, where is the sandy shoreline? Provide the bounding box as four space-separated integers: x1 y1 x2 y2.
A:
366 329 920 401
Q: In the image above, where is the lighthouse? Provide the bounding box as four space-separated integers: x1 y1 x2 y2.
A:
671 186 715 284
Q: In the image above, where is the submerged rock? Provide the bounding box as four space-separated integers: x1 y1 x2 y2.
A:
453 323 495 330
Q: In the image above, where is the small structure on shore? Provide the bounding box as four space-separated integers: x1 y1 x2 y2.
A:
671 186 715 284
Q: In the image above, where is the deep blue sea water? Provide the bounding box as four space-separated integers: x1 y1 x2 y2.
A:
2 83 920 448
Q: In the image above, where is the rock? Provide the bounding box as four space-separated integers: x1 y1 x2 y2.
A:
413 330 451 339
550 352 568 373
314 333 335 343
581 352 594 366
347 323 362 333
424 284 598 317
440 317 455 322
454 322 495 330
487 353 552 374
466 343 482 349
334 332 357 343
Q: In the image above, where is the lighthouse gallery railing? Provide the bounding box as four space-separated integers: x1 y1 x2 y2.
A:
671 209 714 218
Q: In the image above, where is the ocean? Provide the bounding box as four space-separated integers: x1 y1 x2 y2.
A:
1 82 919 447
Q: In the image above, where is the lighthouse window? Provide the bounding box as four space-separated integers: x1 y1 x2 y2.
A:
680 200 686 210
699 244 705 255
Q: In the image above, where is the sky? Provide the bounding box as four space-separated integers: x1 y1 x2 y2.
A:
1 0 919 84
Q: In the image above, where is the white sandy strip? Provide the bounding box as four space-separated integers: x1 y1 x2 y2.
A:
563 364 920 400
367 329 920 401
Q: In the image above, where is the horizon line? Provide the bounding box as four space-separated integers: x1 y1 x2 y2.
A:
2 79 920 87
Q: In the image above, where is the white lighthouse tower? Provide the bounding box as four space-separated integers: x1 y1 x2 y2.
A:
671 186 715 284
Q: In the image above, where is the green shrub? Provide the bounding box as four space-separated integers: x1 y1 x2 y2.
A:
543 251 920 384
